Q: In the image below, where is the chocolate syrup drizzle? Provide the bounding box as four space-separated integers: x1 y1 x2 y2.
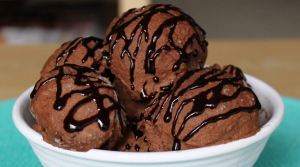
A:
131 124 144 140
223 65 246 81
104 4 208 90
140 81 157 100
30 64 123 133
145 67 261 151
124 123 145 151
126 144 131 149
134 144 140 151
57 36 104 70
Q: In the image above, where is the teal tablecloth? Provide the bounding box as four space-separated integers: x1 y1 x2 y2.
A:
1 96 300 167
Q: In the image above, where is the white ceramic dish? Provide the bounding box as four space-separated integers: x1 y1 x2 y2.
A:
13 74 284 167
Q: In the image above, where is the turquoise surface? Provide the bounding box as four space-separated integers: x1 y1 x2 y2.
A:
1 96 299 167
0 99 41 167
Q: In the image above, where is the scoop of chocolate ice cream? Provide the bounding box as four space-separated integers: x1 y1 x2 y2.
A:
143 65 261 151
101 4 208 102
30 64 126 151
40 36 104 77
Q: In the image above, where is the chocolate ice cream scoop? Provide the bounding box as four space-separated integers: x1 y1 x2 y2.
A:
30 64 126 151
144 65 261 151
101 4 208 102
40 36 104 77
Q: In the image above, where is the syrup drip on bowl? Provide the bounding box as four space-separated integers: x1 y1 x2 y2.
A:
30 64 124 133
103 4 208 91
145 67 261 151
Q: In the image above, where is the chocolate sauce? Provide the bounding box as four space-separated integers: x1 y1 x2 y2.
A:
145 91 169 123
56 36 104 70
223 65 246 81
146 68 261 151
172 138 181 151
160 81 173 91
102 68 115 83
126 144 131 149
106 59 111 66
104 4 208 92
140 81 158 100
30 64 123 133
134 144 140 151
140 82 148 100
131 124 144 140
140 113 145 120
153 76 159 83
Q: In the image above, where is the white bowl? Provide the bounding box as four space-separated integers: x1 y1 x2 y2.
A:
13 74 284 167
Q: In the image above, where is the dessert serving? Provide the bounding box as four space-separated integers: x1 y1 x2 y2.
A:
141 65 261 151
30 64 126 151
29 4 261 152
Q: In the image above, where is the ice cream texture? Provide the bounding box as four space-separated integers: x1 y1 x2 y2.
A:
29 4 261 152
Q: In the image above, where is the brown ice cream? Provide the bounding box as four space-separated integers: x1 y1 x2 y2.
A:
40 36 104 77
101 4 208 102
29 4 262 153
100 4 208 119
143 65 261 151
30 64 126 151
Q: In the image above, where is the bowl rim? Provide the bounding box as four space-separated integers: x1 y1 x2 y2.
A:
12 74 284 163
